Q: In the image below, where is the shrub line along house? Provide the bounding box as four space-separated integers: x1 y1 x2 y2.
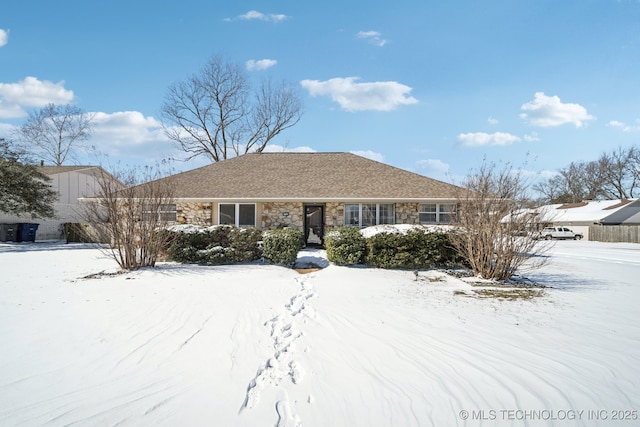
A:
143 152 461 247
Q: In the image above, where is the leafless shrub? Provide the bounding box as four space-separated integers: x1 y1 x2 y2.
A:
82 166 176 270
451 161 551 281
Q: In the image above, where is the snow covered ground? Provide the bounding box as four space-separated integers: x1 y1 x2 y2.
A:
0 240 639 426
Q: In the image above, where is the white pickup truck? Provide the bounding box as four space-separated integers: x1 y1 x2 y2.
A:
537 227 584 240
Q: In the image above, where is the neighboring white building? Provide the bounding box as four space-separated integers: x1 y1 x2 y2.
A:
535 199 640 240
0 166 116 241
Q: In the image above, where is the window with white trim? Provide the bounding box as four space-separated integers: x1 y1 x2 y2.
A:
142 204 176 222
344 203 395 227
219 203 256 227
419 203 456 224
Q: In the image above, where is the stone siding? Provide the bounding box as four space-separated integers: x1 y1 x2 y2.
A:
176 202 213 225
176 201 424 229
395 202 421 224
261 202 304 230
324 202 344 229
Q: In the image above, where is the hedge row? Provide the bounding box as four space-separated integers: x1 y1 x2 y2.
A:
325 227 466 269
167 226 262 265
167 225 465 270
166 226 304 266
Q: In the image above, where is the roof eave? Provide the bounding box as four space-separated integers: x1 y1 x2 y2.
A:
175 197 458 203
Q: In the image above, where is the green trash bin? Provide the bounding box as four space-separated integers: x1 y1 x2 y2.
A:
0 223 19 242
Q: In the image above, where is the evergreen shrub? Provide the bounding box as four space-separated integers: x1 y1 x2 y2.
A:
325 227 366 265
262 229 304 265
168 225 262 264
364 229 463 269
229 227 263 262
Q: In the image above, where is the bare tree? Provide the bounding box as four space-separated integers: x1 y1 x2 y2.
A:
83 166 176 270
451 161 550 281
532 174 567 204
598 146 639 199
160 54 303 162
13 103 94 166
534 160 604 203
535 145 640 203
630 146 640 189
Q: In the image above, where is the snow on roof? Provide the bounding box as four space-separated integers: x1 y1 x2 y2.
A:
537 199 638 223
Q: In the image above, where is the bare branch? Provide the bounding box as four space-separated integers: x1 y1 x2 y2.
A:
451 161 551 281
13 103 94 166
82 165 177 270
160 55 303 162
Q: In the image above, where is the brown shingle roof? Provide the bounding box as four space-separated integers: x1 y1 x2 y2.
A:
557 201 589 209
603 199 632 210
151 153 461 201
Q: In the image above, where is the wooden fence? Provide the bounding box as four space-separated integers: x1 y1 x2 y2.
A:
589 225 640 243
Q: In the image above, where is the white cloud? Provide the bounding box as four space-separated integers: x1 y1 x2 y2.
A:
235 10 289 23
0 122 15 137
300 77 418 112
608 119 640 132
416 158 450 174
0 29 8 47
92 111 166 146
457 132 521 147
520 92 594 128
350 150 384 162
88 111 177 163
0 76 74 118
415 158 454 182
487 116 499 125
524 132 540 142
0 101 24 119
357 30 387 47
246 59 277 71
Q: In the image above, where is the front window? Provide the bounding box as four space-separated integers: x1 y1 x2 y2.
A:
419 203 456 224
438 204 456 223
142 203 176 222
219 203 256 227
345 204 360 226
361 204 376 227
219 204 235 225
419 204 437 223
238 204 255 226
378 203 395 224
344 203 395 227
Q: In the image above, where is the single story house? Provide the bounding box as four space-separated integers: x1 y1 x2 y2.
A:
535 199 640 240
143 152 462 247
0 165 119 241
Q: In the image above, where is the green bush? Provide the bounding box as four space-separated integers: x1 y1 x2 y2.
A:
325 227 366 265
262 229 304 265
364 229 463 269
168 226 262 265
229 227 263 262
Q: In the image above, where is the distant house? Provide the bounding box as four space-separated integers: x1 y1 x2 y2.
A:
0 166 119 241
535 199 640 240
140 152 462 246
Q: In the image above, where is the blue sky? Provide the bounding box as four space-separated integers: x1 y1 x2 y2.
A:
1 0 639 184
